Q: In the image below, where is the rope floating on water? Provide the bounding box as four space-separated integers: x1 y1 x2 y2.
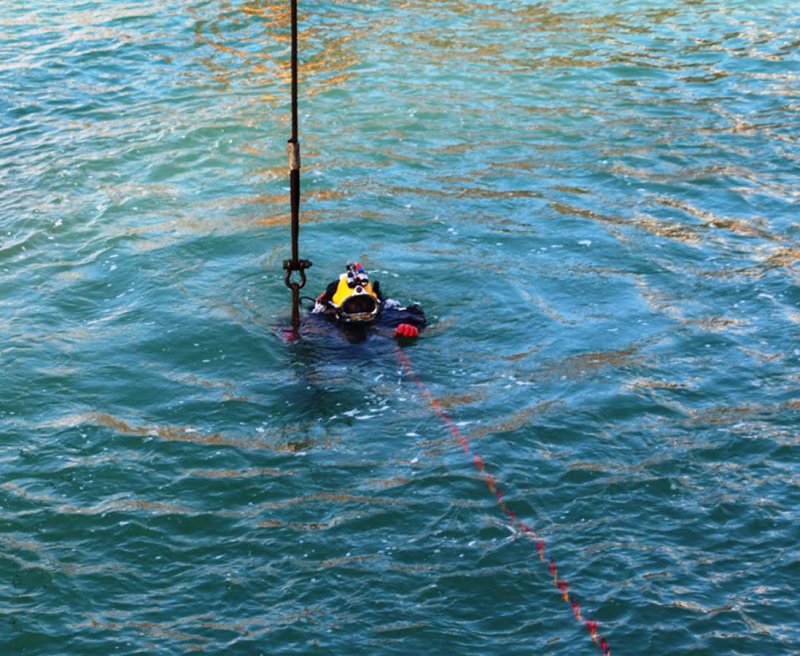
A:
396 348 612 656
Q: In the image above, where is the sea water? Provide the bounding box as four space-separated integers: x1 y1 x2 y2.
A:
1 1 798 654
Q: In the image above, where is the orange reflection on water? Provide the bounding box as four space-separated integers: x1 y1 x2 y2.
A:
188 466 289 478
258 508 364 531
45 411 266 450
194 0 367 102
465 399 562 442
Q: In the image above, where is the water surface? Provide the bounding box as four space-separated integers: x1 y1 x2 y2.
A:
1 1 799 654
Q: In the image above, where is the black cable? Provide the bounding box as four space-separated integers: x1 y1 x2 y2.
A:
282 0 311 332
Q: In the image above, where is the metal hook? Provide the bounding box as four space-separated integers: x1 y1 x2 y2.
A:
283 258 312 291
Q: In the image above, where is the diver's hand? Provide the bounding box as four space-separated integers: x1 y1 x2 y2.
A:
393 323 419 339
312 301 328 314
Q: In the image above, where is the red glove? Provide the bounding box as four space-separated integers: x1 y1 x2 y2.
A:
393 323 419 339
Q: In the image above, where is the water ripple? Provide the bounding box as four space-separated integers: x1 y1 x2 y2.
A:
2 0 800 654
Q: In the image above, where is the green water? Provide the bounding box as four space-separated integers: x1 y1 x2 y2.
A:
1 1 799 654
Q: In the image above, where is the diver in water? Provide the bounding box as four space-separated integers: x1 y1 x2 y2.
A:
311 261 425 341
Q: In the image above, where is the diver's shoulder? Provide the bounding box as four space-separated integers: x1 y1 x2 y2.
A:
380 299 426 328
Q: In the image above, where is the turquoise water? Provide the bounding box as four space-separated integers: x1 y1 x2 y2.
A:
2 1 799 653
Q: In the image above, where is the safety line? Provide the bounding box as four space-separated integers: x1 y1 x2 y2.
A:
396 348 612 656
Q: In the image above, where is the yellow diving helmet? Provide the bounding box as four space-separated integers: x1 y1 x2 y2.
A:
330 262 380 324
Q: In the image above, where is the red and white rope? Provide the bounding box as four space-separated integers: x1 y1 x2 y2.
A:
396 348 611 655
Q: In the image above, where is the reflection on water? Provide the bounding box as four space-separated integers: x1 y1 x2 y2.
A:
1 0 799 654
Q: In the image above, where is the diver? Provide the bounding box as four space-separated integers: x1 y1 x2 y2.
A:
311 261 425 341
